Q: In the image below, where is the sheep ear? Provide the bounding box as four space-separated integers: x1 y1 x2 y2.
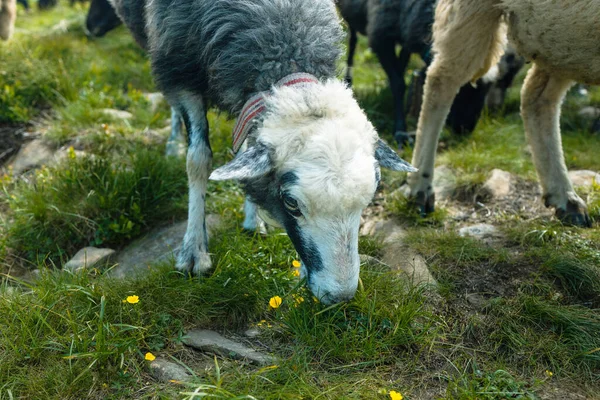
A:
210 143 273 181
375 139 417 172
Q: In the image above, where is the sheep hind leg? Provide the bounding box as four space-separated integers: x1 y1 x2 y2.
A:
521 65 591 227
344 28 358 86
165 106 187 157
172 91 214 275
371 39 411 148
408 0 505 215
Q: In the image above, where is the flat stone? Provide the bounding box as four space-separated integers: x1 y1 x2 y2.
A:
143 92 165 113
578 106 600 120
433 165 457 201
458 224 500 240
183 329 276 366
483 169 511 199
244 327 261 338
63 247 116 272
100 108 134 120
149 358 192 383
111 216 221 278
54 146 87 163
371 219 437 286
465 293 487 309
568 170 600 187
9 139 55 175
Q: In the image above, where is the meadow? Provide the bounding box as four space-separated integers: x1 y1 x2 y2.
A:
0 3 599 399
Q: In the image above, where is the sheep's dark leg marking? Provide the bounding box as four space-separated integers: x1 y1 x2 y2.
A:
345 28 358 86
372 39 411 147
521 65 591 227
165 106 186 157
173 91 214 275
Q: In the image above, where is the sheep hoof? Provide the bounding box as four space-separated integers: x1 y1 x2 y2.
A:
176 247 213 276
555 200 593 227
394 131 414 150
412 190 436 217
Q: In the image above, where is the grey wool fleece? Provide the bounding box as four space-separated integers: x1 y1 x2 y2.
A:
110 0 344 113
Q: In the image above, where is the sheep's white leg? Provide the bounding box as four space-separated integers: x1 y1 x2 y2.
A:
408 0 505 214
521 65 591 227
173 92 214 275
165 107 187 157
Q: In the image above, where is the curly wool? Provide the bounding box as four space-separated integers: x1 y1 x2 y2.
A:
140 0 343 113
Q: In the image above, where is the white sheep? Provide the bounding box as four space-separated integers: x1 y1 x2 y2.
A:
107 0 416 304
0 0 16 41
408 0 600 226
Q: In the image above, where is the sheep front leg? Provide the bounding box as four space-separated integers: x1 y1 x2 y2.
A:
173 92 214 275
521 65 591 227
408 0 505 215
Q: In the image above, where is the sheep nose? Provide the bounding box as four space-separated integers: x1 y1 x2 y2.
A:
320 289 356 305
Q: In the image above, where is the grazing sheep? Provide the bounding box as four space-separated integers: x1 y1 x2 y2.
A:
105 0 416 304
0 0 16 40
408 0 599 227
337 0 524 143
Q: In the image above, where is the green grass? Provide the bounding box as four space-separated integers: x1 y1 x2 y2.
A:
1 148 188 264
0 4 599 399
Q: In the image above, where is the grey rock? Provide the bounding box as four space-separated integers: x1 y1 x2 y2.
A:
483 169 511 199
371 219 437 286
64 247 116 272
112 216 221 278
149 358 192 383
9 139 55 175
143 92 165 113
244 327 261 338
458 224 500 240
568 170 600 187
183 329 276 366
100 108 134 120
465 293 487 309
578 106 600 120
433 165 457 201
54 146 87 163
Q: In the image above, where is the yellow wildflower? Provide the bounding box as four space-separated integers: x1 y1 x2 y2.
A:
68 146 76 160
545 370 553 377
292 269 300 277
126 295 139 304
389 390 403 400
269 296 282 309
144 352 156 361
293 295 304 306
292 260 301 268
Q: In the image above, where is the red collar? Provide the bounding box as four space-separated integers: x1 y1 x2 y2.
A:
232 73 319 154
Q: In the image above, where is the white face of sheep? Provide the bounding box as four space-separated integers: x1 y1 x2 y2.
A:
210 86 416 305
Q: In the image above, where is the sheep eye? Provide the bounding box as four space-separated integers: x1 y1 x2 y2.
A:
282 195 301 217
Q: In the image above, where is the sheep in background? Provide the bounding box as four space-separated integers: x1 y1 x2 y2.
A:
85 0 185 157
85 0 120 38
0 0 16 40
100 0 416 304
408 0 599 227
16 0 28 11
337 0 524 143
